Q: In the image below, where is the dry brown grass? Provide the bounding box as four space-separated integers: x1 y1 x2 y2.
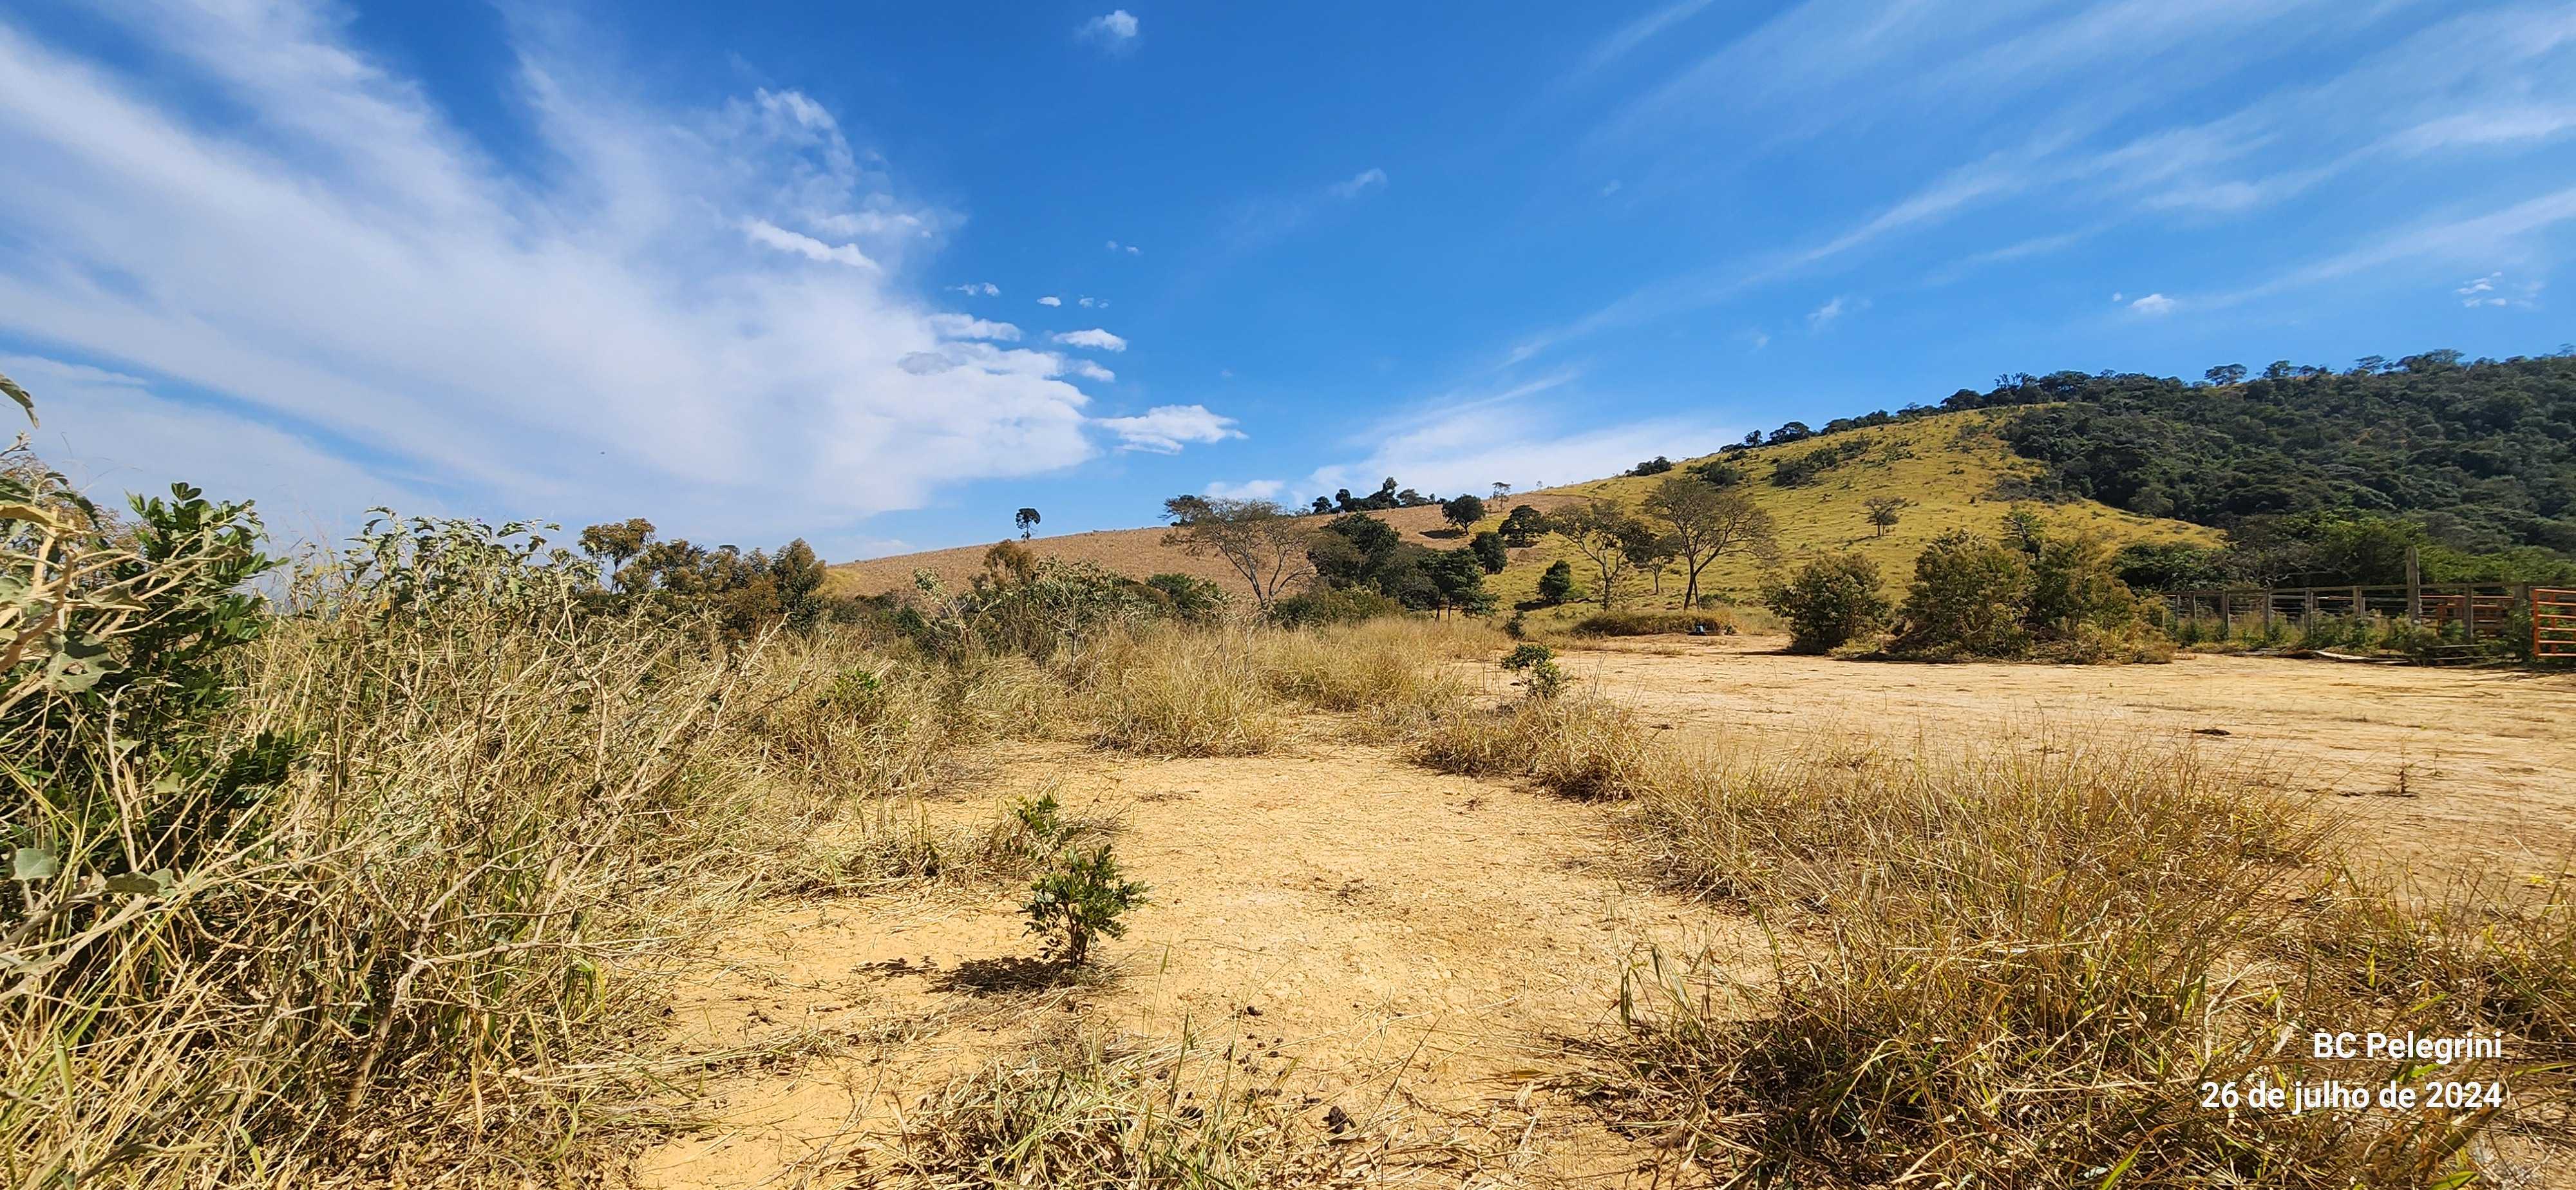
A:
1436 711 2576 1187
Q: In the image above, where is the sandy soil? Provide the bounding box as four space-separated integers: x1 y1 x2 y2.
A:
628 741 1756 1188
625 641 2575 1187
1558 634 2576 874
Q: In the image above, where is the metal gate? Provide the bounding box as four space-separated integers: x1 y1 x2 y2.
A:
2537 588 2576 659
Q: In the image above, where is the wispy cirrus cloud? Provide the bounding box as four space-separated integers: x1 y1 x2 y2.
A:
0 3 1225 556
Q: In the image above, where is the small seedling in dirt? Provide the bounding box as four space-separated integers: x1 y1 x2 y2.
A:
1010 792 1066 844
1499 643 1567 699
1025 844 1150 966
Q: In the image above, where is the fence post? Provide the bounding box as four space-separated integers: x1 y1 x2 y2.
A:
2303 588 2317 634
2465 586 2479 645
2351 585 2364 621
2405 545 2421 625
2262 589 2274 636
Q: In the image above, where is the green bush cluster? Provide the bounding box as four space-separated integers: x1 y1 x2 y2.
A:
1889 527 2170 662
1764 553 1894 654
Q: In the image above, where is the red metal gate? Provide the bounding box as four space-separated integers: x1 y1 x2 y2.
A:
2537 588 2576 659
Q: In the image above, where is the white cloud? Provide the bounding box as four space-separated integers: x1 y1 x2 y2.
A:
1806 295 1854 330
1308 385 1724 500
2129 292 2177 316
1066 359 1116 382
947 281 999 296
1097 404 1244 453
1600 179 1624 196
0 6 1100 554
6 354 431 540
1329 167 1388 199
1080 10 1140 50
743 219 877 269
1104 239 1139 255
1053 328 1128 352
2456 272 2543 308
1745 330 1770 351
1037 295 1063 307
2110 291 2125 303
1204 478 1284 500
927 314 1021 341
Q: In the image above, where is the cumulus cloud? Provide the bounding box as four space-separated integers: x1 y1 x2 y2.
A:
1052 328 1129 352
2129 292 2177 316
1204 478 1285 500
1037 295 1063 307
1329 167 1388 199
0 5 1130 553
1080 10 1139 50
1096 404 1244 453
1066 359 1116 382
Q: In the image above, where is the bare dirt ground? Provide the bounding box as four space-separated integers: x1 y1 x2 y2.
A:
1559 634 2576 874
626 640 2575 1187
629 739 1759 1189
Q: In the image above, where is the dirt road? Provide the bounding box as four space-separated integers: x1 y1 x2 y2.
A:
630 741 1752 1188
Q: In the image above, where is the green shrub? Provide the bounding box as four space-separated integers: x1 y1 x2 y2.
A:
1500 643 1568 698
1267 585 1405 627
1890 531 2034 657
1569 609 1736 637
1025 844 1150 966
1142 572 1229 621
1537 560 1575 605
1763 553 1892 654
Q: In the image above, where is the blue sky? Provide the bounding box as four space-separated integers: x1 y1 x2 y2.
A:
2 1 2571 558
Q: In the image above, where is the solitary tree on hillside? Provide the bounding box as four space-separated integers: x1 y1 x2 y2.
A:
1490 482 1512 501
1551 500 1653 610
1015 507 1042 539
2204 363 2248 386
1641 477 1776 609
1439 493 1486 534
1159 497 1314 610
1864 495 1910 538
1500 504 1550 547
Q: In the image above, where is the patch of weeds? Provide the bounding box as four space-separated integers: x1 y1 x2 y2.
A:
1025 844 1150 967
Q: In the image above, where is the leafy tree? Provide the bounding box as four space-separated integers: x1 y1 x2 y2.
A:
1629 455 1674 476
2204 364 2248 386
1311 496 1333 515
1490 482 1513 501
1014 507 1041 538
1159 498 1314 610
1439 493 1487 533
1500 504 1551 547
578 517 656 590
1687 459 1744 487
1422 547 1495 614
1551 500 1649 610
1765 552 1893 654
2027 533 2144 633
1537 559 1575 605
1642 477 1776 609
1864 495 1910 538
1469 529 1508 574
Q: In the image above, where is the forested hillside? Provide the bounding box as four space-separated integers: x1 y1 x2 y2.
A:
1939 349 2576 560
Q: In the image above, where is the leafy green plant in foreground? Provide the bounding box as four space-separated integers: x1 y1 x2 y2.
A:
1025 843 1150 967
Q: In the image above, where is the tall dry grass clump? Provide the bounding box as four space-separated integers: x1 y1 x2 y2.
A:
1069 623 1287 757
1410 692 1652 800
1 503 1045 1186
891 1021 1347 1188
1586 726 2568 1186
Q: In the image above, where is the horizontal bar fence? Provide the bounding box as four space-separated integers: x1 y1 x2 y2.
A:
2156 583 2570 659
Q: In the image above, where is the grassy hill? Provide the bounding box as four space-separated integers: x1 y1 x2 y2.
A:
830 408 2218 615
